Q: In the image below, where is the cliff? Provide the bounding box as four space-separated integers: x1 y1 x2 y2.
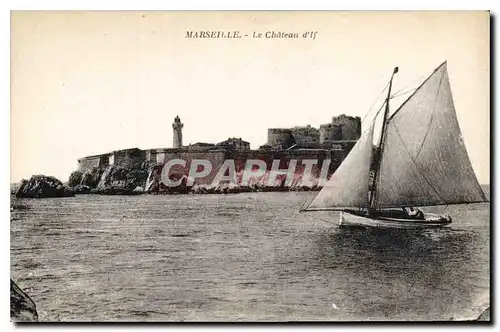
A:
69 162 151 195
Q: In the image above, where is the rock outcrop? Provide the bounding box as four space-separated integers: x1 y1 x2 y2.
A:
69 160 322 196
10 183 22 195
133 186 144 194
79 167 105 188
10 279 38 322
15 175 74 198
93 165 148 195
67 170 83 187
73 184 91 194
68 164 150 195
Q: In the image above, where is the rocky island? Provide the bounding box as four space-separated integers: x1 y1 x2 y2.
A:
65 115 361 196
15 175 74 199
12 115 362 197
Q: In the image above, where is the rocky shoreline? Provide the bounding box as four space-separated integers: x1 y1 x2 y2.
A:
14 175 74 198
13 164 322 198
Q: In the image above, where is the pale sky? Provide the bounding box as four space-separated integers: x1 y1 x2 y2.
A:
11 11 490 183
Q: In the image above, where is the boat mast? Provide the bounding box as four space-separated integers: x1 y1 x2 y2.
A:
369 66 398 213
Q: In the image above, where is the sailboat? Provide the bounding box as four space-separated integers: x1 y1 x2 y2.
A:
301 62 488 229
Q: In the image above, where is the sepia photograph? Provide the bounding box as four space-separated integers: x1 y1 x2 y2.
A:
9 10 490 322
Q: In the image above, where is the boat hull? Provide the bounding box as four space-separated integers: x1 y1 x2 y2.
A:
339 211 452 229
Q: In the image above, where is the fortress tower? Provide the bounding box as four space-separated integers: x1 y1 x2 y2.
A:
172 115 184 148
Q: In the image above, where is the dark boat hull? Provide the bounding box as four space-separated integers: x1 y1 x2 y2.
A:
340 210 452 229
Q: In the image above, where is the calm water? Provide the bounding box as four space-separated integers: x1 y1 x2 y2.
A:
10 191 490 321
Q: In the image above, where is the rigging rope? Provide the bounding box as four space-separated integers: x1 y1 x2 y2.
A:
363 67 436 125
361 80 390 123
390 88 416 99
373 101 386 120
390 72 429 98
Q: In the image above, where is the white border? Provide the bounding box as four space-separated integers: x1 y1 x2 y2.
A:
3 1 497 331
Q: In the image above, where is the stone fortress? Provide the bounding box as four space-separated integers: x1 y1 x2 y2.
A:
77 114 361 173
264 114 361 151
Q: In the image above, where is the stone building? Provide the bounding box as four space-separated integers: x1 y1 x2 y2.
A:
267 128 296 150
319 123 341 143
290 125 320 146
331 114 361 141
266 114 361 150
215 138 250 151
187 142 216 151
77 148 145 171
77 115 361 172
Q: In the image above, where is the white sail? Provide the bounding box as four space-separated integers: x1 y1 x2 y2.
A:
374 62 487 208
305 124 374 210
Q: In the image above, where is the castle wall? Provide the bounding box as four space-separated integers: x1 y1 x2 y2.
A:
216 138 250 151
148 148 349 189
331 114 361 140
267 128 295 149
77 152 113 171
78 157 102 171
161 150 227 186
78 149 146 172
112 148 146 169
226 149 347 186
319 124 342 143
76 114 361 191
290 126 320 145
187 143 216 151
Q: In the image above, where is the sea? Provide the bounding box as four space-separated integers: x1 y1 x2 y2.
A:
10 188 490 322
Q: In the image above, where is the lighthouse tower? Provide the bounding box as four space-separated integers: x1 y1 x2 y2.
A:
172 115 183 148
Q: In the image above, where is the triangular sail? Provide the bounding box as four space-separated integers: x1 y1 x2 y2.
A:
305 124 374 211
374 62 487 208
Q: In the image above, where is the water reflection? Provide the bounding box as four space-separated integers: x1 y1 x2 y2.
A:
312 226 485 320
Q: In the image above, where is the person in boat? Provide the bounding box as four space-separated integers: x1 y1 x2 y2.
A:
403 206 424 220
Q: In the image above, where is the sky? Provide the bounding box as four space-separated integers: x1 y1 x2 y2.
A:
10 11 490 183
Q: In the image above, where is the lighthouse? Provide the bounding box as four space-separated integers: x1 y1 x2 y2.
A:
172 116 183 148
